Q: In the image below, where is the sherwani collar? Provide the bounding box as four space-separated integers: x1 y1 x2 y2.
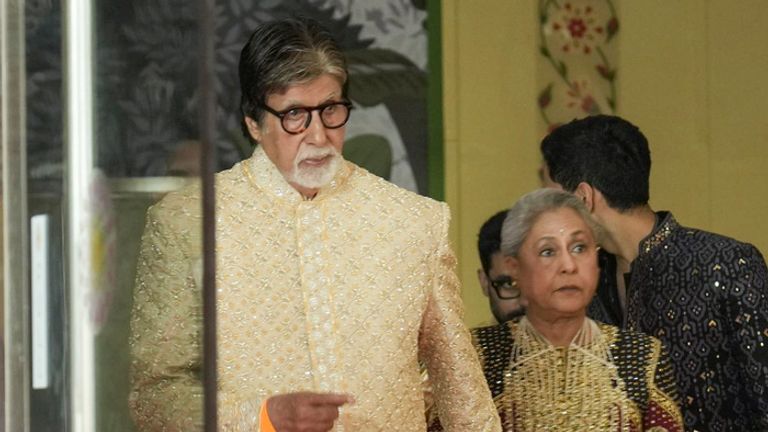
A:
242 145 352 204
637 211 678 257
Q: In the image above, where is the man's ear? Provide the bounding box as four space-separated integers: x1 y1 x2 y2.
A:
244 116 262 142
574 182 595 212
477 269 490 298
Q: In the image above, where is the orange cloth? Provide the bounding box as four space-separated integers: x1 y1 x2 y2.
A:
260 400 276 432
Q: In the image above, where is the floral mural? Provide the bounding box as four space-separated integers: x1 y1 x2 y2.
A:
537 0 619 133
27 0 432 194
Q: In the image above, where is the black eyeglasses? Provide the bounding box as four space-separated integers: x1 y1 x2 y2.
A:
260 101 353 134
488 276 520 300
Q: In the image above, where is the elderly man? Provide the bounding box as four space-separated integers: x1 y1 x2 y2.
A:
129 17 499 432
541 114 768 431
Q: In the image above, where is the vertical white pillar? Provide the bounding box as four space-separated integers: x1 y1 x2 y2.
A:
65 0 95 430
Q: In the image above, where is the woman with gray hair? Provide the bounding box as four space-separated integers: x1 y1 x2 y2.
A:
467 189 684 431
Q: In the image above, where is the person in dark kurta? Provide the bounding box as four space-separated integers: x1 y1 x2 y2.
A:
541 114 768 431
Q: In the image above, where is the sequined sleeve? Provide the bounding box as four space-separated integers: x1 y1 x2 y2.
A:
724 245 768 428
129 199 204 431
418 204 501 432
644 340 684 431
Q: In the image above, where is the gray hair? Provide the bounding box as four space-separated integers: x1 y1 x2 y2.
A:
239 17 348 143
500 188 602 257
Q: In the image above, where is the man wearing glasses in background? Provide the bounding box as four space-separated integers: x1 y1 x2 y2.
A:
476 210 525 323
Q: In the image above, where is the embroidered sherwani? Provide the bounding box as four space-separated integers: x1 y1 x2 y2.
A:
129 147 500 431
588 212 768 431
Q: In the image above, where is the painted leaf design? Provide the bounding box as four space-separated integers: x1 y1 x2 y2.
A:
345 48 427 107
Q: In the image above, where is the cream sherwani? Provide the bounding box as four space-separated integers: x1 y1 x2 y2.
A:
129 146 500 431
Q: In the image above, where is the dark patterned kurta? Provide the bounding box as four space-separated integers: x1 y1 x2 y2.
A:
588 212 768 431
429 319 683 431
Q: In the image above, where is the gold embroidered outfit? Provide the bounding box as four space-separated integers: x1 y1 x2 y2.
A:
129 146 500 431
431 318 683 432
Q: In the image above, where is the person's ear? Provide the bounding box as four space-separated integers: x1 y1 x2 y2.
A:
574 182 595 212
477 269 490 297
244 116 262 142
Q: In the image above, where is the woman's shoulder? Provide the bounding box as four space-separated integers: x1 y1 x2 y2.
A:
470 320 516 347
599 322 665 378
596 321 661 348
469 321 518 366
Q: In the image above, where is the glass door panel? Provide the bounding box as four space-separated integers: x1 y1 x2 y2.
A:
4 0 209 430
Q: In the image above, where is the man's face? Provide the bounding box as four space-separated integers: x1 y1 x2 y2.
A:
245 74 346 196
478 252 525 323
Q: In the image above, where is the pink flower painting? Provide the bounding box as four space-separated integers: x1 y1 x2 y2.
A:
537 0 619 133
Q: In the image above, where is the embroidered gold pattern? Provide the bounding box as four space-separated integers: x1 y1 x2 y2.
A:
129 146 500 431
503 318 637 431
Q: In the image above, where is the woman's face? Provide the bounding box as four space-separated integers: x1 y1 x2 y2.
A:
505 207 599 321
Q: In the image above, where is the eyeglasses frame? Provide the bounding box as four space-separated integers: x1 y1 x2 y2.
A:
487 274 521 300
260 101 353 135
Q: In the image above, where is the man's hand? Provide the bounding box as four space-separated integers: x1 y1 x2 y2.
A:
266 392 354 432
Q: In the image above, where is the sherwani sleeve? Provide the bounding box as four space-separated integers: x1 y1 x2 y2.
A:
129 204 204 431
418 204 501 432
725 245 768 428
644 340 684 431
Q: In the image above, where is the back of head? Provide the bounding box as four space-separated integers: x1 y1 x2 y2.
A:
477 210 508 274
541 115 651 211
501 188 602 257
239 16 348 142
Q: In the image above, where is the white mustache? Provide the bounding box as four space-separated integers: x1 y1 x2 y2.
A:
295 146 338 164
286 143 342 190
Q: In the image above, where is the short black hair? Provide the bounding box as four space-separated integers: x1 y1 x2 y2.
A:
477 210 508 274
541 115 651 211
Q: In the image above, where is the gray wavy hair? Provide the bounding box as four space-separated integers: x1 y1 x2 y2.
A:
500 188 602 257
